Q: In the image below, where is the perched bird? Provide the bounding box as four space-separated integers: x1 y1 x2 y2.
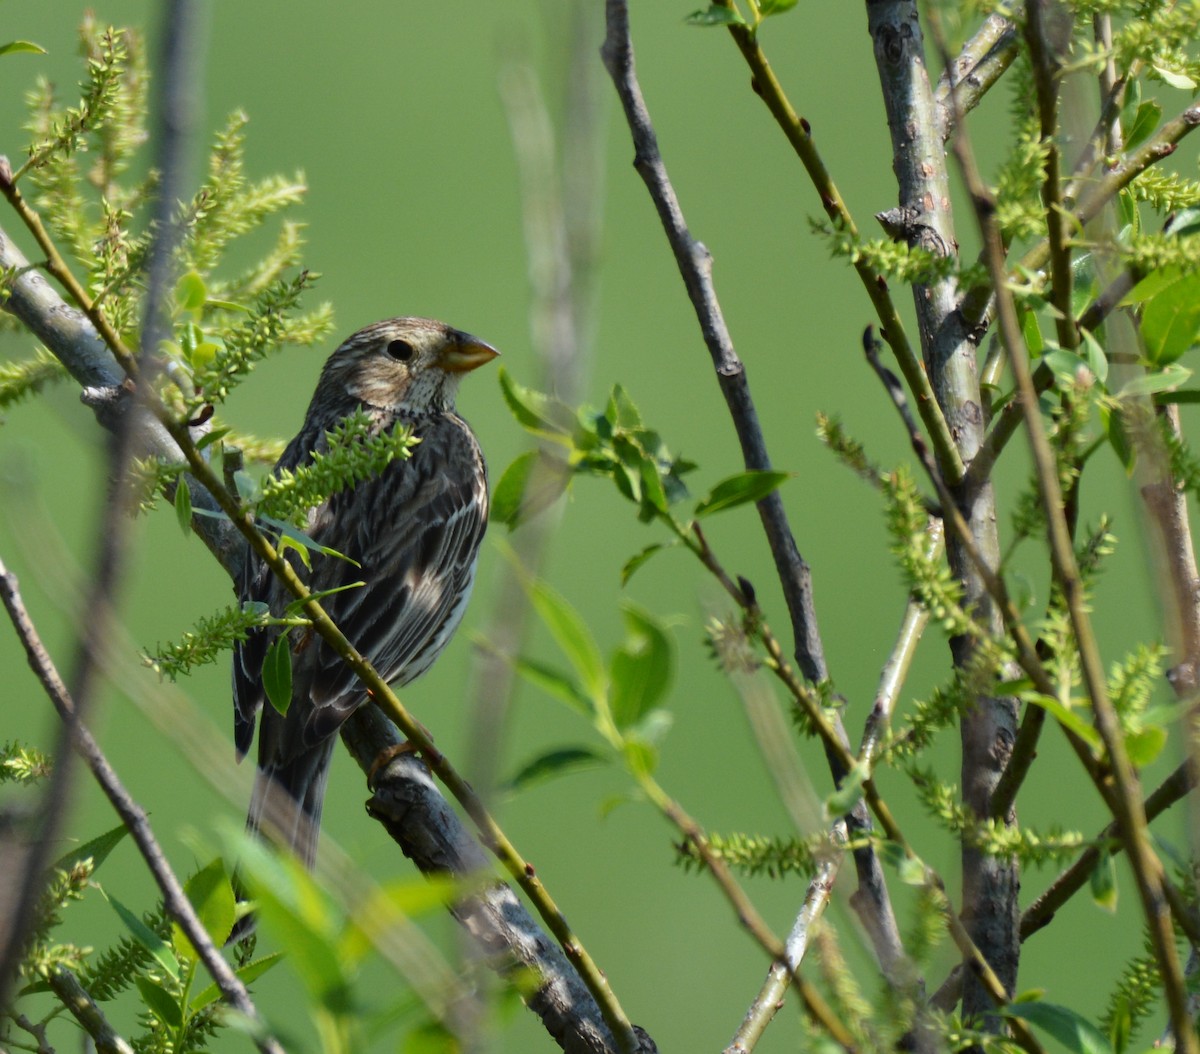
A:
232 317 498 868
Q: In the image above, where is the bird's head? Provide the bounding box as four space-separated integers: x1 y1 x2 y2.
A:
319 317 499 415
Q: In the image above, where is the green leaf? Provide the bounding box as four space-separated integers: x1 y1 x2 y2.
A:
1002 1001 1113 1054
216 824 353 1011
52 823 129 874
174 477 193 536
136 975 183 1029
879 841 926 885
760 0 799 14
497 368 572 441
1023 694 1102 749
490 449 571 530
195 426 231 451
1140 271 1200 364
685 5 747 25
824 759 870 816
620 540 679 586
1090 846 1117 913
105 892 179 979
1020 307 1044 356
1124 725 1166 767
1114 363 1192 399
527 579 607 703
513 656 595 718
1123 100 1162 151
176 271 208 313
262 633 293 716
173 859 236 960
694 470 791 518
610 604 673 730
0 40 47 57
1152 64 1197 90
190 952 283 1011
506 747 608 792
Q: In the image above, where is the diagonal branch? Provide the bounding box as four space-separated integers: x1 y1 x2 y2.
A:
600 0 908 997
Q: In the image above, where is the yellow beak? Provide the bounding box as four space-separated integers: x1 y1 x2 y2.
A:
440 331 501 373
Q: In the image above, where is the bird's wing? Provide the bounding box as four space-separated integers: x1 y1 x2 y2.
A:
299 420 489 745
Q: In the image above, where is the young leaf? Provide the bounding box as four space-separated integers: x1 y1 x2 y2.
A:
136 975 184 1029
174 477 193 536
497 368 573 441
527 579 607 703
610 604 673 730
0 41 47 57
1090 846 1117 913
1140 271 1200 364
513 656 595 718
1002 1002 1113 1054
694 470 792 518
52 823 130 874
190 952 284 1011
621 541 679 586
105 892 180 979
685 5 747 25
176 271 208 313
1123 100 1162 151
262 633 293 716
173 859 237 959
506 746 609 793
491 449 572 530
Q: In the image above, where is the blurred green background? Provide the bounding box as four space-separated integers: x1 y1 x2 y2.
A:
0 2 1184 1050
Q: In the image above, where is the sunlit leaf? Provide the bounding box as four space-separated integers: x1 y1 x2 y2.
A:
694 470 791 518
610 604 673 730
173 859 236 960
136 975 183 1029
190 952 284 1011
0 41 47 57
176 271 208 313
52 823 129 875
1124 725 1166 767
513 655 595 718
491 449 571 530
1140 271 1200 364
1003 1001 1113 1054
527 579 606 703
497 368 573 441
1023 694 1101 749
106 892 179 979
1123 100 1161 150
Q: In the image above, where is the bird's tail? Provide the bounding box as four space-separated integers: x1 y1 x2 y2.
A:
247 737 336 868
229 739 335 943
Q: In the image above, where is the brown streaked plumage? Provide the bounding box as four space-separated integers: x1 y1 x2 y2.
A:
233 317 497 868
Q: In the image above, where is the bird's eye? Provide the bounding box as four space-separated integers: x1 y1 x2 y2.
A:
385 339 415 362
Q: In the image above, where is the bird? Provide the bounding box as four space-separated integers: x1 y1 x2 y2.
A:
232 317 498 870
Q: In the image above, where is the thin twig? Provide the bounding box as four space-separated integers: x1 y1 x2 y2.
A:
933 15 1019 140
708 0 964 486
0 556 285 1054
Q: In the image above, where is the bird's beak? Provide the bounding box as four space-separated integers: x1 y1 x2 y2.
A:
440 331 501 373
